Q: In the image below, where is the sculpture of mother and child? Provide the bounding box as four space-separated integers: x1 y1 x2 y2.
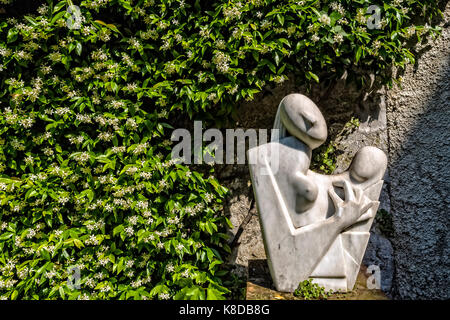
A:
248 94 387 292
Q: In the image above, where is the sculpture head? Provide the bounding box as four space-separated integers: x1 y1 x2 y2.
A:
349 146 387 185
279 94 328 149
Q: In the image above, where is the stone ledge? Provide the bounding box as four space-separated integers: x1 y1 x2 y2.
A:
246 259 388 300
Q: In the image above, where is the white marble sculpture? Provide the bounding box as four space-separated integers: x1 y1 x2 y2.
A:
248 94 387 292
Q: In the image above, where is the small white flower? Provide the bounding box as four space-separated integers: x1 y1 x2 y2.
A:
330 2 346 15
159 293 170 300
333 33 344 44
128 37 141 50
125 259 135 268
319 14 331 26
100 285 111 292
125 226 134 237
212 51 231 73
405 26 416 38
204 193 214 203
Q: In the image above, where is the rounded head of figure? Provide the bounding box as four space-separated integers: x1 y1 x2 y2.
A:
279 94 327 149
349 146 387 185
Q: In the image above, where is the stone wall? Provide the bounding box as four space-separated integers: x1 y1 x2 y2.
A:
220 3 449 299
384 5 450 299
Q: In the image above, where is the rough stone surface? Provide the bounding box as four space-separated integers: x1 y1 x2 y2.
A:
385 4 450 300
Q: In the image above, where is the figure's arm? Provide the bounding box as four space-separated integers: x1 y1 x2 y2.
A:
289 181 377 274
293 180 375 234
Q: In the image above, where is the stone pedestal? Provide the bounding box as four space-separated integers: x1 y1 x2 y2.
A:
246 259 388 300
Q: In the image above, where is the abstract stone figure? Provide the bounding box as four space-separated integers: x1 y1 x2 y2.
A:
248 94 387 292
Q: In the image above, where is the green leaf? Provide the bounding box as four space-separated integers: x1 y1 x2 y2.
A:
277 14 285 26
252 51 259 62
11 290 19 300
278 38 291 48
265 60 276 73
207 287 226 300
94 20 122 34
73 239 84 249
24 16 38 26
330 11 342 25
7 29 18 43
59 286 65 299
113 225 124 236
307 71 319 83
194 0 201 11
355 46 363 63
174 286 205 300
53 1 67 13
51 11 66 24
75 42 82 56
0 232 13 241
274 52 280 66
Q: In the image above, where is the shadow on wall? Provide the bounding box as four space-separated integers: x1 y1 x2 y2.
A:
386 53 450 300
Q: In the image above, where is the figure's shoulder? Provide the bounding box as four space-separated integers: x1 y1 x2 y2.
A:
249 136 308 152
279 136 310 152
247 141 276 161
248 136 310 165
